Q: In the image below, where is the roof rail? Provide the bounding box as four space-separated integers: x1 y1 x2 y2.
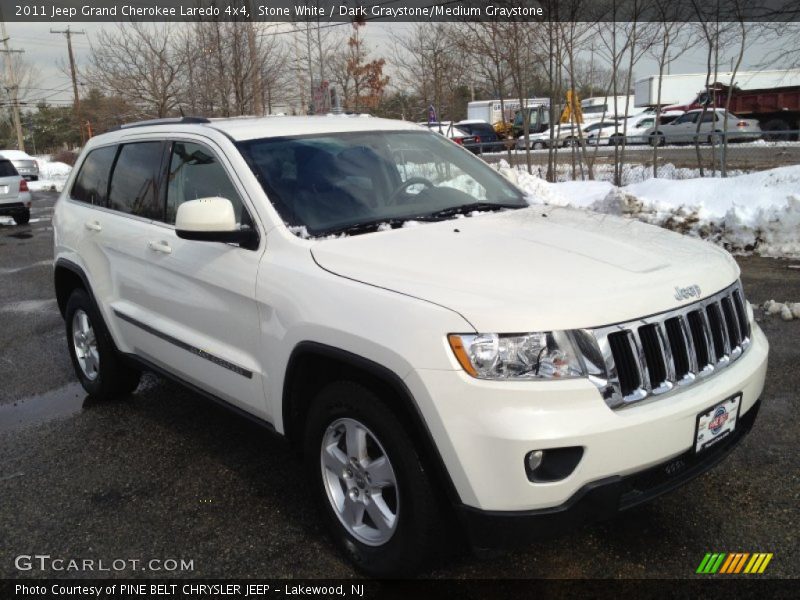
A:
111 116 211 131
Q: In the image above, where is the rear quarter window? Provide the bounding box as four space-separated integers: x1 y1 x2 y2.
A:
0 160 18 177
71 145 118 205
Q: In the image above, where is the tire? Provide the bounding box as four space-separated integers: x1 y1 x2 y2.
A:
532 141 545 150
12 209 30 225
649 133 665 147
65 288 141 400
304 381 443 576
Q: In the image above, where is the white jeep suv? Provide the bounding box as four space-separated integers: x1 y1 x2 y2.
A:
53 116 768 575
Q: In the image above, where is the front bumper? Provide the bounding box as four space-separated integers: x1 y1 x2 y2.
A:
457 399 759 548
405 322 768 513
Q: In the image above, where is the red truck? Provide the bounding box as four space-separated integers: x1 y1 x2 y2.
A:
666 83 800 140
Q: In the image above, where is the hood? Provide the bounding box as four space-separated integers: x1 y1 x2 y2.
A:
310 207 739 332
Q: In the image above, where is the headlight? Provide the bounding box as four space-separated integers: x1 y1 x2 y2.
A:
447 332 585 380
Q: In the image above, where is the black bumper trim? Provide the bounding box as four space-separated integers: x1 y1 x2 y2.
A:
458 400 760 548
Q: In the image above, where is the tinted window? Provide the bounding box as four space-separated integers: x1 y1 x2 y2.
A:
701 112 718 123
0 160 17 177
71 145 117 205
108 142 165 219
166 142 246 225
675 113 699 125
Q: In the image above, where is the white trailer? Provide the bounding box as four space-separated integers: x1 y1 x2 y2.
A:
635 69 800 107
580 95 646 120
467 98 548 125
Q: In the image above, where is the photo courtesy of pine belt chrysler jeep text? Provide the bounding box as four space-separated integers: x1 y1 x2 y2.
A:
52 115 768 576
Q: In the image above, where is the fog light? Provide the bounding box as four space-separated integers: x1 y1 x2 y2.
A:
524 446 584 482
526 450 544 472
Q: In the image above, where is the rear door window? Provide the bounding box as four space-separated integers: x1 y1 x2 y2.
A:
108 142 167 219
71 145 118 205
0 160 17 177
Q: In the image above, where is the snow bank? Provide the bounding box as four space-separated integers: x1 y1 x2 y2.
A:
29 158 72 193
503 162 800 259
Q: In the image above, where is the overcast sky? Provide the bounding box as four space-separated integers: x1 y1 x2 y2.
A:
4 21 794 106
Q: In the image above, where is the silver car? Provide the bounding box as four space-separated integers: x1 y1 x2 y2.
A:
0 150 39 181
650 109 761 146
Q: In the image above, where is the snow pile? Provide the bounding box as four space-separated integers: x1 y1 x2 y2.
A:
762 300 800 321
29 158 72 193
505 163 800 258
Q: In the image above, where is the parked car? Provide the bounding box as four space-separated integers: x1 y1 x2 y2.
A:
455 119 502 153
649 109 762 146
53 115 767 576
518 120 617 149
421 121 479 152
0 149 39 181
586 112 684 146
0 157 31 225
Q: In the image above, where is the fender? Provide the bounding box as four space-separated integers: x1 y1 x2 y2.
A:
283 341 462 505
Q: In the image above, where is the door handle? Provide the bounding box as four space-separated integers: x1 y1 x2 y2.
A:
148 241 172 255
84 220 102 232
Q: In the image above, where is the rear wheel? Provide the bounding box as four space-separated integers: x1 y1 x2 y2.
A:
65 288 141 400
12 209 29 225
305 381 443 576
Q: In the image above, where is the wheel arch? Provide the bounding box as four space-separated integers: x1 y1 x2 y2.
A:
54 258 94 318
282 341 462 505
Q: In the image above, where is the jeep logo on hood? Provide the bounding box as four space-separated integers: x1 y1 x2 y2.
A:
674 284 702 301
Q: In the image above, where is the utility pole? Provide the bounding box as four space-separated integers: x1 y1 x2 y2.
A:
0 14 25 151
50 26 86 143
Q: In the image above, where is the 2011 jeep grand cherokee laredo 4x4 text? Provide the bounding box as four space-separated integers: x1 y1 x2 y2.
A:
52 116 768 576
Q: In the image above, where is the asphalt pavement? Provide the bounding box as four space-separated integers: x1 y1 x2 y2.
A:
0 191 797 579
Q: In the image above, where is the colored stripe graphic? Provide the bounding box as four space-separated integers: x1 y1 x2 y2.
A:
719 554 736 574
734 553 750 573
702 552 773 574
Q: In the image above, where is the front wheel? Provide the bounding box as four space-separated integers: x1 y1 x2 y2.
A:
65 288 141 400
305 381 443 576
649 133 665 147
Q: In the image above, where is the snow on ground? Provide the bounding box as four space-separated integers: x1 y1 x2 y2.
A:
29 157 72 193
499 161 800 259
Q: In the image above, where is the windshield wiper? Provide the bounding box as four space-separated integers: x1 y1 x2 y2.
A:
420 201 523 221
311 217 412 238
311 202 524 238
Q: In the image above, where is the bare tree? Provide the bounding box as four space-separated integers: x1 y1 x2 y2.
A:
390 23 467 122
87 23 185 119
644 6 696 177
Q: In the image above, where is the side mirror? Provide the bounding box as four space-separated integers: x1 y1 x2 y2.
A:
175 197 257 248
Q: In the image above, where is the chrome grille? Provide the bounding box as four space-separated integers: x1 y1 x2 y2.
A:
588 282 751 409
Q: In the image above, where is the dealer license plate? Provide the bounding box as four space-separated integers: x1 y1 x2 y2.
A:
0 186 8 194
695 394 741 453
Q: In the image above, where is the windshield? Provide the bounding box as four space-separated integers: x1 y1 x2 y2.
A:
237 130 526 236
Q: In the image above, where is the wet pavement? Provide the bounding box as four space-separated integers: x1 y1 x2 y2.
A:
0 191 798 578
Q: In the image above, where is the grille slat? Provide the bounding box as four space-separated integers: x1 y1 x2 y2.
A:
732 290 750 340
593 282 751 408
608 331 641 398
721 296 742 350
664 317 690 381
